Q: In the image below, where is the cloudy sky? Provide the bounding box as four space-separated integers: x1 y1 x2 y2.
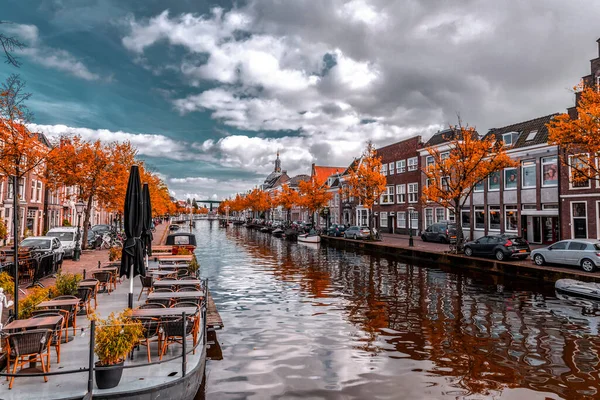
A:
2 0 600 200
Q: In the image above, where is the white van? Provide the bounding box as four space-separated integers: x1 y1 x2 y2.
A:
46 227 80 258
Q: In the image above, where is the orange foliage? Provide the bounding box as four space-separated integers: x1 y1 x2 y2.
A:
245 188 271 213
422 125 516 244
298 177 332 221
273 184 300 221
547 83 600 183
342 142 386 228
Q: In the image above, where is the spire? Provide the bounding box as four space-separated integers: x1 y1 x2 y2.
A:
274 150 281 172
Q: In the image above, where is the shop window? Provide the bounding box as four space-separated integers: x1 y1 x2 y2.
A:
488 206 501 230
504 168 517 190
522 161 536 188
505 206 518 231
475 207 484 230
542 156 558 187
488 172 500 191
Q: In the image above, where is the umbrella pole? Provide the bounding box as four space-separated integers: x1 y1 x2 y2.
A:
128 264 134 309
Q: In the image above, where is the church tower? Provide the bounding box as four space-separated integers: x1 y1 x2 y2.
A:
274 151 281 173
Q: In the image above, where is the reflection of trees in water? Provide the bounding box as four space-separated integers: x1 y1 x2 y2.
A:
228 228 600 398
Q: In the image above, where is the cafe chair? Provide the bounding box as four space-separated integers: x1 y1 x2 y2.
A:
138 275 154 301
79 278 99 308
135 317 161 362
176 269 189 278
153 288 174 293
146 297 171 308
159 316 197 360
76 287 93 317
93 271 113 294
177 287 198 292
6 329 52 389
31 313 64 365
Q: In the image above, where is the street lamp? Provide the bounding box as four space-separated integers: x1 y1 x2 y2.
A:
73 201 85 261
407 206 415 247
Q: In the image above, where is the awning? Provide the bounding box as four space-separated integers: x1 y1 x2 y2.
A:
520 210 558 216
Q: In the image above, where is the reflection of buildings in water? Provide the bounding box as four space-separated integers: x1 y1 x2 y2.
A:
234 229 600 398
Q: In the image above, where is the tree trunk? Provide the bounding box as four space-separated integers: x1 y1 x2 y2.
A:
454 199 464 252
81 195 94 250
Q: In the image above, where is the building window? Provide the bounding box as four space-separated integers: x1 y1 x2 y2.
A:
569 155 590 188
504 168 517 190
505 205 518 231
461 209 471 228
36 181 42 203
522 161 536 188
425 208 433 228
448 209 455 222
441 176 450 192
397 212 406 228
440 152 450 161
396 160 405 173
380 212 388 228
426 156 434 168
489 206 501 230
380 186 394 204
435 208 445 223
488 171 500 191
408 183 418 203
396 184 406 203
522 204 536 210
475 206 485 230
381 164 387 176
542 156 558 187
410 210 418 230
502 132 517 146
407 157 418 171
572 202 587 238
474 180 484 192
31 180 36 202
542 204 558 210
388 162 395 175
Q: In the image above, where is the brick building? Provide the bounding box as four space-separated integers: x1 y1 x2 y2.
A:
372 136 423 234
560 38 600 240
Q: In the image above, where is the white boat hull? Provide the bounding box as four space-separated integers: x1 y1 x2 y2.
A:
297 234 321 243
555 278 600 301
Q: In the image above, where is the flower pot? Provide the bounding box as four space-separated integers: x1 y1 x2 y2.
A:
95 360 124 389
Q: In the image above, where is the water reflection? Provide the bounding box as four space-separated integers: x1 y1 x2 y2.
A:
197 222 600 399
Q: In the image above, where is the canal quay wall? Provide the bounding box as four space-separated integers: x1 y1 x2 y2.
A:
321 236 600 284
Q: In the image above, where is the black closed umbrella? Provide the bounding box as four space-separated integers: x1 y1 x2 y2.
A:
121 165 145 309
141 183 153 260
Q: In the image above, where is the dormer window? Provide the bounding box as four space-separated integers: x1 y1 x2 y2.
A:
502 132 519 147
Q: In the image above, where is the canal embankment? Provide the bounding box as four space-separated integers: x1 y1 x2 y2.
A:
321 235 600 284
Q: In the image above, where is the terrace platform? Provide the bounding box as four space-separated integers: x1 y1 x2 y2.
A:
0 261 206 400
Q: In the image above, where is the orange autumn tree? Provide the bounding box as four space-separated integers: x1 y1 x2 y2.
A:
274 184 300 222
245 188 271 218
298 177 332 226
547 83 600 184
422 124 516 249
342 142 386 236
0 75 54 235
47 136 136 248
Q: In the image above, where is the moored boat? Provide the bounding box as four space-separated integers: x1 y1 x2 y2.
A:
272 228 284 238
297 233 320 243
555 279 600 301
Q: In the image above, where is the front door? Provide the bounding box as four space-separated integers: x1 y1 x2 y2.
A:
388 215 395 234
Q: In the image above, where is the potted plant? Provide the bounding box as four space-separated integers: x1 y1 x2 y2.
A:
108 246 122 262
93 310 143 389
55 271 82 296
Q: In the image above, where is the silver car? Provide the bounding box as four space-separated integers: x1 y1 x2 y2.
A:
344 226 371 240
531 239 600 272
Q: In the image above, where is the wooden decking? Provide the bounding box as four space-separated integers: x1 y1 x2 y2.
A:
206 290 223 330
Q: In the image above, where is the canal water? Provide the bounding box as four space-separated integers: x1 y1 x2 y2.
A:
193 220 600 399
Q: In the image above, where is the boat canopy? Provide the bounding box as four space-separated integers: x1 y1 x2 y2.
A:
166 233 197 246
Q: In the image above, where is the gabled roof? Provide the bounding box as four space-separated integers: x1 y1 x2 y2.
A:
342 158 360 176
288 174 310 187
424 127 479 147
311 165 345 185
483 113 559 149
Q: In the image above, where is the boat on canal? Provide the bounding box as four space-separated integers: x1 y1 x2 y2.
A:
297 233 320 243
555 278 600 301
272 228 284 238
0 259 210 400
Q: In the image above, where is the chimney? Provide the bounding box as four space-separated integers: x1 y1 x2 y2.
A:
597 38 600 57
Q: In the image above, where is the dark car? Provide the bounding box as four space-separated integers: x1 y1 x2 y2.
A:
327 224 347 237
91 224 113 236
421 221 457 243
464 234 530 261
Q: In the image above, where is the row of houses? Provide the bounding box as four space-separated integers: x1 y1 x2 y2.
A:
0 138 117 244
258 38 600 244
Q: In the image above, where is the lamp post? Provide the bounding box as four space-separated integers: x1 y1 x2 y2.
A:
407 206 415 247
73 201 85 261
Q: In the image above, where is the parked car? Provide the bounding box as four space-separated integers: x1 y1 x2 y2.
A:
46 227 80 258
464 234 530 261
421 221 457 243
19 236 64 274
91 224 113 236
327 224 347 237
531 239 600 272
344 226 371 240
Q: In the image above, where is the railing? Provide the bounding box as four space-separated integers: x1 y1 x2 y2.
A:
0 278 209 397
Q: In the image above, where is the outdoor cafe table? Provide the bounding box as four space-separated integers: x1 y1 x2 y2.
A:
36 299 79 342
131 306 199 318
147 270 174 277
3 315 63 332
77 280 99 308
147 291 204 301
157 264 191 270
152 279 202 288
